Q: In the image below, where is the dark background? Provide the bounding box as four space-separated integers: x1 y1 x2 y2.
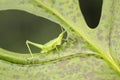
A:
0 0 102 53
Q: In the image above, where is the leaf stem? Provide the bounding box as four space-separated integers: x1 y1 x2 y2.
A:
98 52 120 74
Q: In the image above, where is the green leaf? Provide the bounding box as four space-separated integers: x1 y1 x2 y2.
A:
0 0 120 80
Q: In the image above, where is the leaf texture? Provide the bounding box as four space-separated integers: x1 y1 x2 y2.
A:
0 0 120 80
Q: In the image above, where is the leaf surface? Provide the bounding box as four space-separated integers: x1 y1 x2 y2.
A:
0 0 120 80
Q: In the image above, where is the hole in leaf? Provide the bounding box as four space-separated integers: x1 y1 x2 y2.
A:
0 10 65 53
79 0 103 28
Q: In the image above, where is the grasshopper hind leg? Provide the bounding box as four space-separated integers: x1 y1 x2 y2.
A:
26 40 34 60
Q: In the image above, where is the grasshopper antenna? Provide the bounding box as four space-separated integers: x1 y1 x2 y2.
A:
60 26 64 32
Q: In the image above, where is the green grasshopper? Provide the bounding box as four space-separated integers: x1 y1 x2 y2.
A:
26 31 65 59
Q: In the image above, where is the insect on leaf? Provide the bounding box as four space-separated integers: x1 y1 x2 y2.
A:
26 31 65 58
0 0 120 80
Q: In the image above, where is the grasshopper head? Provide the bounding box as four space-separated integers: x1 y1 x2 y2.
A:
57 31 66 45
